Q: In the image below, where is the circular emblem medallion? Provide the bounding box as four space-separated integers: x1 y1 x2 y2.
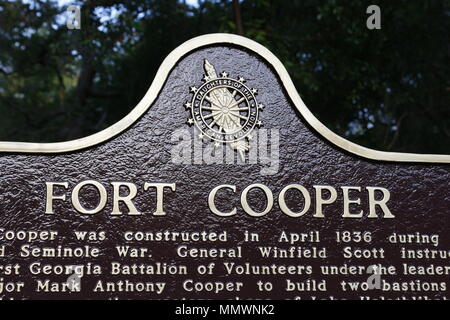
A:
184 60 264 159
191 78 258 143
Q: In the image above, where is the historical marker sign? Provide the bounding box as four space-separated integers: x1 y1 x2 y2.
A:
0 34 448 300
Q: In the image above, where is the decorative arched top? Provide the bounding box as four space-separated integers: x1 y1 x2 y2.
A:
0 33 448 163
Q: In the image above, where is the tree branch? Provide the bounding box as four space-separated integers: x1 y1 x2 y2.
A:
0 67 13 76
387 112 408 150
88 90 121 98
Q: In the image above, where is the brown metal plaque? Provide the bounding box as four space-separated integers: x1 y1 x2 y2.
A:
0 34 448 300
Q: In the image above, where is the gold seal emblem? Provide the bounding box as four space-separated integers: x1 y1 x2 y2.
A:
185 60 264 160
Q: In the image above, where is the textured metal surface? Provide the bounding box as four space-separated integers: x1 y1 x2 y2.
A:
0 45 448 300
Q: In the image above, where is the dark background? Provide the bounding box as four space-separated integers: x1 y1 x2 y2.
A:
0 0 448 154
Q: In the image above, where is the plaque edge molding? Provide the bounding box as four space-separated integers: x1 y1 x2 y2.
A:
0 33 448 164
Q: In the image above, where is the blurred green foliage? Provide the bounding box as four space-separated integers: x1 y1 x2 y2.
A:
0 0 448 153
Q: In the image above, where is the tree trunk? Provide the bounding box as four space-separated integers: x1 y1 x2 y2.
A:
233 0 244 35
